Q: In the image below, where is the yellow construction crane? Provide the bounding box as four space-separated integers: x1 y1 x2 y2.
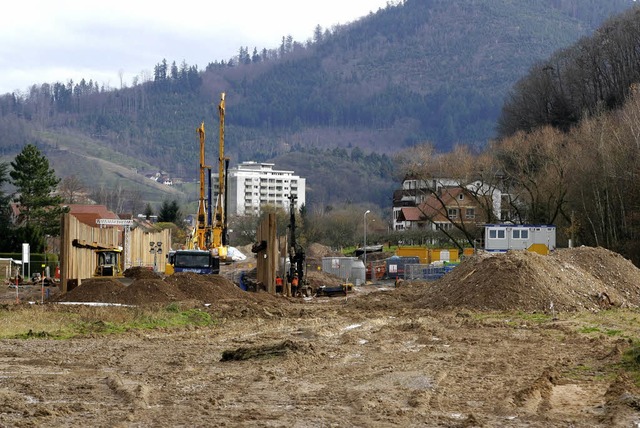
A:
212 92 228 260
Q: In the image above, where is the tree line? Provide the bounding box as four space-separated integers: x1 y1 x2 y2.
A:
395 85 640 265
498 4 640 138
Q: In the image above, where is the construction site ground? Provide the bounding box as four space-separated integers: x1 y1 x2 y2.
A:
2 246 640 427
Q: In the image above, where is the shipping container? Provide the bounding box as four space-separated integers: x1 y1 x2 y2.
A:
484 224 556 255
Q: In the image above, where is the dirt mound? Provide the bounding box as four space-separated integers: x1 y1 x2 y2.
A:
304 269 344 289
124 266 162 279
55 272 283 309
416 246 640 312
56 278 126 303
164 272 250 303
306 243 342 258
118 278 188 305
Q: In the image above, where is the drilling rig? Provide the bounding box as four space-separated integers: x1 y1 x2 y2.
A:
171 93 231 274
193 122 210 250
287 194 306 294
212 92 230 261
172 121 220 275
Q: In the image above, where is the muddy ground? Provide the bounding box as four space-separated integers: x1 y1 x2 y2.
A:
1 247 640 427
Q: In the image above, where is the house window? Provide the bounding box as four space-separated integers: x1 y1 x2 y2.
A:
448 208 459 219
458 194 464 200
440 223 453 231
465 208 475 219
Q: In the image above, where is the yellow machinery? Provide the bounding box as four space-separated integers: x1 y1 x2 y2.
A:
212 93 229 260
182 92 230 261
94 248 123 277
165 251 176 275
193 122 210 250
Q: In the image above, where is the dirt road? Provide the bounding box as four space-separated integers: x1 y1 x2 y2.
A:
0 289 638 427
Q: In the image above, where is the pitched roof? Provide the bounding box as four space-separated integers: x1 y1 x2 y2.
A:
66 204 117 217
416 187 487 223
398 207 422 222
66 204 119 227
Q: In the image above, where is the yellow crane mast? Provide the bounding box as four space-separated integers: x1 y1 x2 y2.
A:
212 92 228 259
194 122 211 250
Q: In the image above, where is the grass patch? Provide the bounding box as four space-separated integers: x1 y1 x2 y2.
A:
620 341 640 384
578 326 601 334
470 311 552 325
0 303 216 339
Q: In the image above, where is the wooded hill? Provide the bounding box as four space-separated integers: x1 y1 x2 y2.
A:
0 0 634 212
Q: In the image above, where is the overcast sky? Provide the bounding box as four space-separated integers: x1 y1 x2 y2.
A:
0 0 390 95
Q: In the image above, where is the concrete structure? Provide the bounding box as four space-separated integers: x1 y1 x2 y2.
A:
226 161 306 216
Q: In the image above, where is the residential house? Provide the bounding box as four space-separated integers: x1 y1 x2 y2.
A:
416 187 488 231
393 176 503 231
65 204 120 227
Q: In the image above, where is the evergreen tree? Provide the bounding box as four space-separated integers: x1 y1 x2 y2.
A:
0 162 13 251
158 200 181 223
9 145 66 243
144 203 154 220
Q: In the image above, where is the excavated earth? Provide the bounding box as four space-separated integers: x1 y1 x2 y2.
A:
1 246 640 426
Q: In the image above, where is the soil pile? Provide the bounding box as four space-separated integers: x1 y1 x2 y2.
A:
305 243 343 271
165 272 251 302
123 266 162 279
416 246 640 312
55 272 285 315
304 269 344 289
56 278 126 303
306 243 342 259
118 278 188 305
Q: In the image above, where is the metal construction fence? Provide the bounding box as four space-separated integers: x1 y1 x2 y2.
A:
404 263 458 281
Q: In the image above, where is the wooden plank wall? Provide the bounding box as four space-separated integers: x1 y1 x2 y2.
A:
255 213 277 294
60 214 171 293
129 228 171 271
60 213 119 292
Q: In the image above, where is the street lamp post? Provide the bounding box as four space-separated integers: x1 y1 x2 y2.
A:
364 210 370 281
150 242 163 272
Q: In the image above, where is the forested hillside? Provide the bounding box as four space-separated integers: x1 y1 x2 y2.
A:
0 0 634 212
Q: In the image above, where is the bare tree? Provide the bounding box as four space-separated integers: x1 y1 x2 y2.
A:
394 143 497 249
494 126 572 226
59 175 87 204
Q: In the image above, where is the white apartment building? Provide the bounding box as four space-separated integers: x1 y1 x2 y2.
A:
226 161 306 216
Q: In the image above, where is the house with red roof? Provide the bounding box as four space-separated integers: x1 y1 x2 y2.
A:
65 204 120 227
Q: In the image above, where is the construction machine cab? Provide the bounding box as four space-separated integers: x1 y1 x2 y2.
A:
95 248 123 277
